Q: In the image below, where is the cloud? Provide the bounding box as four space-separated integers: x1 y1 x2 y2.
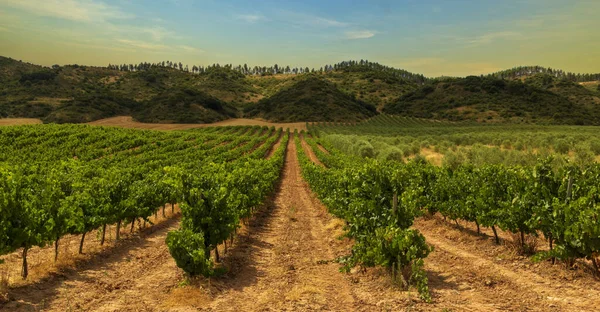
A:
0 0 132 22
308 16 348 27
235 14 264 24
467 31 522 45
141 26 172 41
117 39 169 51
344 30 376 40
178 45 203 53
278 10 348 28
115 40 203 54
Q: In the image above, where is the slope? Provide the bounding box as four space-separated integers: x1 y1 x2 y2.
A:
0 57 243 124
244 76 378 122
383 75 600 125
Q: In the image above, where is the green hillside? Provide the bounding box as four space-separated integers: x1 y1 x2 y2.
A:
1 56 599 124
0 57 246 124
244 76 378 122
383 75 600 125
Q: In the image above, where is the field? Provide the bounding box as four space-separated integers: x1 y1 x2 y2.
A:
0 116 307 131
0 118 42 126
1 118 600 311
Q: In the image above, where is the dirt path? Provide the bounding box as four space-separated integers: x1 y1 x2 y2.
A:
200 136 355 311
413 218 600 311
300 135 324 167
3 215 183 311
265 131 284 159
316 144 329 155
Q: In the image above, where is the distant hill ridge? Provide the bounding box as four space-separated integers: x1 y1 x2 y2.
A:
1 56 599 125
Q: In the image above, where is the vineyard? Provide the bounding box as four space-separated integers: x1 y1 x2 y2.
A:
0 124 286 281
309 116 600 271
1 118 600 311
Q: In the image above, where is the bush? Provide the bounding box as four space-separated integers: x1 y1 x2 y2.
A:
589 140 600 155
354 140 375 158
166 229 213 277
19 70 57 83
347 226 432 301
554 139 570 154
379 147 403 161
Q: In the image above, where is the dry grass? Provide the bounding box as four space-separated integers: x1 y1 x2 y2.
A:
0 270 9 303
419 147 444 166
505 232 540 256
325 218 347 239
0 118 42 126
285 284 324 302
88 116 307 131
27 97 71 107
163 283 212 310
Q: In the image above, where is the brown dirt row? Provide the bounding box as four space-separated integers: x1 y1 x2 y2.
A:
316 144 330 155
265 131 284 159
300 135 324 167
412 217 600 311
194 136 357 311
1 207 182 311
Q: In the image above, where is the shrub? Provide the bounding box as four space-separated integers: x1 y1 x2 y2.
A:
589 140 600 155
166 229 213 277
353 140 375 158
347 227 432 301
379 147 403 161
554 139 570 154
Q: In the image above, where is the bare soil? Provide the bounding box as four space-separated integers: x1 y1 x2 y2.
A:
0 118 42 126
300 135 324 167
412 216 600 311
1 208 183 311
265 131 284 159
184 136 358 311
87 116 307 131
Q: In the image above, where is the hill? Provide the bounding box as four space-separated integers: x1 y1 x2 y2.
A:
243 76 377 122
383 75 600 125
1 56 599 125
0 57 244 124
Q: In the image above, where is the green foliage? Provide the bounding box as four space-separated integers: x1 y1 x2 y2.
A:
351 226 432 301
382 75 600 125
554 139 570 154
133 88 238 123
44 93 139 123
166 228 213 276
19 69 58 83
294 135 432 301
0 123 287 279
244 76 377 122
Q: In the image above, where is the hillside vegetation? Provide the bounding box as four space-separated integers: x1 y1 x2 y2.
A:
244 76 377 122
1 56 599 124
383 75 600 125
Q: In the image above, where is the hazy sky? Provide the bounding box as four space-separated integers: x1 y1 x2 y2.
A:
0 0 598 77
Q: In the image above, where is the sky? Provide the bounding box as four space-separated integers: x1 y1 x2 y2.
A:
0 0 599 77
